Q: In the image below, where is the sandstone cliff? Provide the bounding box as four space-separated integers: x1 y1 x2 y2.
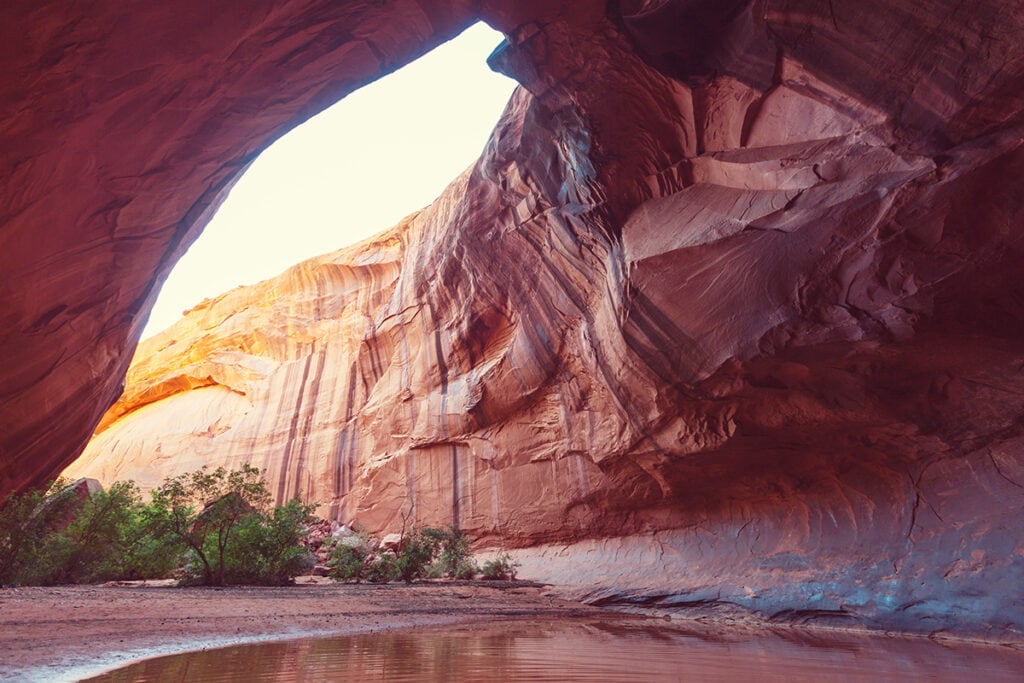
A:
7 0 1024 638
0 0 476 497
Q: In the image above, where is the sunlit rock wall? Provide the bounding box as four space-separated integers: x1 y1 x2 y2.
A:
0 0 476 497
10 0 1024 638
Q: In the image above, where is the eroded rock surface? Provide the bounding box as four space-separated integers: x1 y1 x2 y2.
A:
0 0 475 497
7 1 1024 637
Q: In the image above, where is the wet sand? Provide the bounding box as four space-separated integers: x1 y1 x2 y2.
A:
0 579 600 681
5 581 1024 682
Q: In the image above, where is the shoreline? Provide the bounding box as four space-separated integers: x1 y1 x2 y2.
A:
0 580 603 681
3 580 1023 681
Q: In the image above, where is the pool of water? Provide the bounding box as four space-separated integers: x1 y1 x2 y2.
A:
85 618 1024 682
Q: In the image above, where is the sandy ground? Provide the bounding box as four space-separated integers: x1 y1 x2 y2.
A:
0 579 602 681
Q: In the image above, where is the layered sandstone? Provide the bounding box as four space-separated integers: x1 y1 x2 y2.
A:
0 0 476 497
7 0 1024 639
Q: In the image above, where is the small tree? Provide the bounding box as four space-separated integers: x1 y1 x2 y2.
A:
0 485 49 585
0 478 78 585
395 530 436 583
2 467 315 586
120 503 186 580
59 481 144 583
226 498 316 585
423 525 475 579
145 465 271 586
328 543 370 582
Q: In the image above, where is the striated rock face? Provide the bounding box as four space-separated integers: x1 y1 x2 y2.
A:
0 0 476 497
10 0 1024 638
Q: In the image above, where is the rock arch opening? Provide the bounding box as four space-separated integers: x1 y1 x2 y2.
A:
64 21 517 507
143 22 515 339
0 1 482 500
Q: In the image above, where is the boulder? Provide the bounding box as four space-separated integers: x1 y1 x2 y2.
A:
379 534 403 552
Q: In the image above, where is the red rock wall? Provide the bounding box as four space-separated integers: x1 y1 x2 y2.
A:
0 0 475 497
9 1 1024 637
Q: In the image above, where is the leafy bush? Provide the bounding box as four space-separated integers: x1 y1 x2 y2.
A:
395 530 438 583
0 479 71 585
0 484 54 585
0 478 135 586
422 525 475 579
120 506 186 580
55 481 147 584
328 544 370 582
481 553 519 581
452 558 479 579
364 553 400 583
327 525 487 584
224 498 316 585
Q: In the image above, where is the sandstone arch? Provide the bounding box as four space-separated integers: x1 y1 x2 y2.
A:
4 1 1024 637
1 0 478 496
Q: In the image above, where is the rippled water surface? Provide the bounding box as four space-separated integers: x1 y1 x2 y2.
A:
87 618 1024 682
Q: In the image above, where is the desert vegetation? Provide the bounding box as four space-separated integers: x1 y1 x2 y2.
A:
0 466 312 586
0 467 517 587
325 524 492 584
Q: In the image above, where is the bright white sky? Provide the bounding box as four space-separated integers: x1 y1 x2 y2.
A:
142 23 515 338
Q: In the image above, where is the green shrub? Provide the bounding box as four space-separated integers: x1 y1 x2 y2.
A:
224 498 316 585
1 482 51 585
328 525 482 584
395 529 439 583
481 553 519 581
364 553 400 583
120 507 186 580
422 525 474 579
16 532 76 586
0 478 117 586
328 544 370 582
452 558 479 580
55 481 148 583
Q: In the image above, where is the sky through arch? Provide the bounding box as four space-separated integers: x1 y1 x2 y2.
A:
143 22 516 339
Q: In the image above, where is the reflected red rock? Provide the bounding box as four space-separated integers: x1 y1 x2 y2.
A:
82 618 1024 682
5 1 1024 639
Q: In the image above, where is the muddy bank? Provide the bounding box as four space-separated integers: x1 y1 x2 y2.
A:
0 580 599 681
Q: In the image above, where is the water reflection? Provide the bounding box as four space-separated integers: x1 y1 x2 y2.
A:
87 618 1024 682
